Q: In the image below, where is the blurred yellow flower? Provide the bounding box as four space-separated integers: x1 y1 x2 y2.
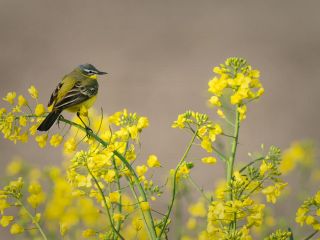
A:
17 95 27 107
28 85 38 99
147 155 161 168
10 223 24 234
140 201 150 211
34 104 46 116
0 215 14 227
35 134 48 148
6 158 23 176
188 201 206 217
201 156 217 165
109 191 120 203
50 134 63 147
3 92 16 104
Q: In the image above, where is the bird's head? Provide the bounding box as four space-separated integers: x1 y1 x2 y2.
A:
78 64 107 79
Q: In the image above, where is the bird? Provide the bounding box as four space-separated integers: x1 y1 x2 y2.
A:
37 64 107 131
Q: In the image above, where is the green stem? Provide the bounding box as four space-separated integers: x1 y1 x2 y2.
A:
112 158 123 232
304 230 319 240
226 108 240 231
86 164 124 240
239 157 264 174
188 176 211 202
17 200 48 240
226 109 240 200
158 130 198 239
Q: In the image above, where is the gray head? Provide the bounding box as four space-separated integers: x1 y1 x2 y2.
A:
79 63 107 76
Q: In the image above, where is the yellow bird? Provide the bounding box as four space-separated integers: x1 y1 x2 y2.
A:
37 64 107 131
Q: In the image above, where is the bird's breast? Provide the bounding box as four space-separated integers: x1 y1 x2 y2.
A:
65 95 97 112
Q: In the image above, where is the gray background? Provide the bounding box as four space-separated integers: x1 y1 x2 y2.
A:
0 0 319 237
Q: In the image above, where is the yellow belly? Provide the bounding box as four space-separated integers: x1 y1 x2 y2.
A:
65 95 97 112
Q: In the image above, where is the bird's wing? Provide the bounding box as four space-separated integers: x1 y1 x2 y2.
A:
48 81 63 107
53 80 98 110
48 75 75 107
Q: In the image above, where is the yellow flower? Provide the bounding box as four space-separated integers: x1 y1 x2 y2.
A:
172 114 186 128
27 193 46 208
237 105 247 121
262 182 287 204
208 77 227 96
305 215 315 225
147 155 161 168
19 132 29 143
19 116 27 127
256 87 264 97
128 125 138 140
35 104 46 116
35 134 48 148
186 217 197 230
136 165 148 177
212 124 223 135
201 136 213 153
201 156 217 165
113 213 124 222
132 217 143 231
140 201 150 211
29 124 39 136
28 85 39 99
82 229 96 238
18 95 28 107
216 109 225 119
10 223 24 234
188 201 206 217
109 191 120 203
104 170 116 183
177 162 190 177
3 91 16 104
137 116 149 129
50 134 63 147
0 200 10 214
209 96 221 107
28 182 42 194
64 138 77 153
0 108 7 117
0 215 14 227
6 159 23 176
259 160 273 176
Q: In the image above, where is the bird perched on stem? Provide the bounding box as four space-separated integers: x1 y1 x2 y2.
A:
37 64 107 132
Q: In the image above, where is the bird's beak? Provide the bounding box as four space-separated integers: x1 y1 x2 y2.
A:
97 70 108 75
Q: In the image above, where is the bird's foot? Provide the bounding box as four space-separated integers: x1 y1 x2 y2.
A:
57 115 65 128
85 126 93 138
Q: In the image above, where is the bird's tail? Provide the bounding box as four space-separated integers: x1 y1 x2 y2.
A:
37 109 62 131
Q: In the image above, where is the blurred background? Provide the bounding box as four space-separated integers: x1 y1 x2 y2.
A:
0 0 319 238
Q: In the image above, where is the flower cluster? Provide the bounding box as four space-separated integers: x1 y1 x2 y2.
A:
207 196 264 239
0 86 67 149
208 57 264 121
172 110 222 153
296 191 320 230
232 146 287 204
0 177 45 236
264 229 292 240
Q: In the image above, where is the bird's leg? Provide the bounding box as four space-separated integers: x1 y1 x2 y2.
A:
77 112 93 137
57 115 65 128
86 115 91 128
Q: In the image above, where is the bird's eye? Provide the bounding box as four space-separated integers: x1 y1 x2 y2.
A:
84 69 94 75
